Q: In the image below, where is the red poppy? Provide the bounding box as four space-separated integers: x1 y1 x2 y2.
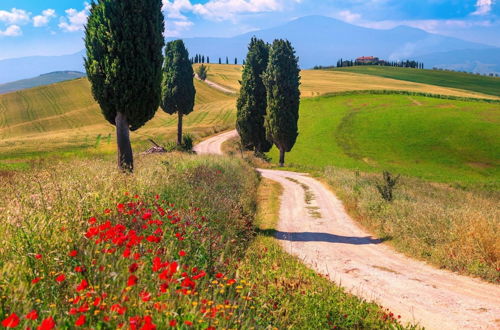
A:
75 315 86 327
55 274 66 282
25 310 38 320
179 250 186 257
215 273 224 279
1 313 19 328
32 277 41 284
129 263 139 273
74 266 85 273
76 279 89 292
169 320 177 327
127 274 138 286
88 217 97 224
184 321 193 326
104 208 111 214
35 254 42 259
140 291 151 302
142 212 152 220
69 250 78 257
37 316 55 330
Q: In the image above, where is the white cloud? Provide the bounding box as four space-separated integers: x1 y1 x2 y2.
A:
337 10 361 23
0 25 22 37
0 8 31 25
165 20 194 36
471 0 493 15
58 2 91 32
162 0 287 22
33 9 56 27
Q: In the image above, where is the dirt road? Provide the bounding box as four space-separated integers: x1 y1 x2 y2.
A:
194 74 236 94
195 129 500 329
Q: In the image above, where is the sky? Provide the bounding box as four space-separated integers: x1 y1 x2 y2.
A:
0 0 498 60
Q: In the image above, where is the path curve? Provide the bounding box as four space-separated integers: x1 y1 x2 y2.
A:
195 130 500 330
194 74 236 94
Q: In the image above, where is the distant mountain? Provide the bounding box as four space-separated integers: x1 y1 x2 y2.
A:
0 51 85 84
415 48 500 75
0 71 86 94
179 15 498 73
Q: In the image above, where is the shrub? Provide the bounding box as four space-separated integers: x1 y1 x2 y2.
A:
197 64 208 81
376 171 400 202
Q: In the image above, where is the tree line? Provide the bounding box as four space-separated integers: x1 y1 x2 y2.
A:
334 58 424 69
236 37 301 167
191 55 242 65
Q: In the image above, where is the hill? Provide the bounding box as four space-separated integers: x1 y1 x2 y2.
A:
267 93 500 184
180 16 497 72
0 77 235 166
0 71 86 94
333 66 500 97
0 50 85 84
415 48 500 74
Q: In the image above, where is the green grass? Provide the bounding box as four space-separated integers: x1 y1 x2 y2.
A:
333 66 500 97
268 92 500 184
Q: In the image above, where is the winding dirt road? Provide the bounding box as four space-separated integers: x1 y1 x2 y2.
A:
195 129 500 329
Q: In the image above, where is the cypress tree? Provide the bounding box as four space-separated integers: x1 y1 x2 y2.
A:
236 37 272 153
84 0 164 171
234 57 238 65
160 40 196 146
262 39 301 167
207 56 210 63
226 56 229 64
218 57 221 64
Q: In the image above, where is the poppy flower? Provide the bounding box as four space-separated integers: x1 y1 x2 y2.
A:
129 263 139 273
104 208 111 214
142 212 152 220
75 315 86 327
76 279 89 292
55 274 65 282
74 266 85 273
169 320 177 327
1 313 19 328
38 316 56 330
179 250 186 257
184 321 193 326
32 277 41 284
88 217 97 224
25 310 38 320
140 291 151 302
35 254 42 259
127 275 138 286
215 273 224 279
68 250 78 257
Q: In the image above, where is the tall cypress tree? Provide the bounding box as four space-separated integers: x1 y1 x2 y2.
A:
236 37 272 153
218 57 222 64
226 56 229 64
160 40 196 146
85 0 164 171
262 39 301 167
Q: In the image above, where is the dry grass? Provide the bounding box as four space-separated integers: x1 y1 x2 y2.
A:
320 167 500 282
198 64 499 99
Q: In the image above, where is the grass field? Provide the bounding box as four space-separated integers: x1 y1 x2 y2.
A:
267 93 500 184
200 64 500 99
333 66 500 97
0 78 235 168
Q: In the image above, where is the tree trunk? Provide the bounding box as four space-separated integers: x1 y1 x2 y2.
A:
177 112 183 146
279 147 285 167
115 112 133 172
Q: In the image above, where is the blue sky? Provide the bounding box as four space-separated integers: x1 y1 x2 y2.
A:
0 0 498 59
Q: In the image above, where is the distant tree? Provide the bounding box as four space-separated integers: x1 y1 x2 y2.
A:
160 40 196 146
236 37 272 153
226 56 229 64
218 57 222 64
84 0 164 171
262 39 300 167
202 55 205 63
207 56 210 63
197 63 208 81
194 54 198 63
234 57 238 65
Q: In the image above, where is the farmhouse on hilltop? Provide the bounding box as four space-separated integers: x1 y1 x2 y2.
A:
356 56 380 64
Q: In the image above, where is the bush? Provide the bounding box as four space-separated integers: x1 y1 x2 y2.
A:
197 64 208 81
376 171 400 202
182 133 194 151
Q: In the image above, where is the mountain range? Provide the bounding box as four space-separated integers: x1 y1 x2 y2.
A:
0 15 498 85
0 71 86 94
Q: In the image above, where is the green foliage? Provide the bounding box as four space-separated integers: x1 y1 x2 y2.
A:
84 0 164 131
182 133 194 151
236 37 272 153
197 64 208 81
376 171 400 202
160 40 196 116
262 39 301 164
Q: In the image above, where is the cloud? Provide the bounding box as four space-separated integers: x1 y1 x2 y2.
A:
33 9 57 27
0 25 22 37
471 0 493 15
0 8 31 25
58 3 90 32
165 20 194 37
337 10 361 23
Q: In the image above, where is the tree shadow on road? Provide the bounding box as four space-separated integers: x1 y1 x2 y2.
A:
256 229 383 245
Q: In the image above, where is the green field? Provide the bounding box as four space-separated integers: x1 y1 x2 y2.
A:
333 66 500 97
268 93 500 184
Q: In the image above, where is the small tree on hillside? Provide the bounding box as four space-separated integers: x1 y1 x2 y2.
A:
234 57 238 65
160 40 196 146
84 0 164 171
236 37 272 153
226 56 229 64
197 64 208 81
218 57 222 64
262 39 301 167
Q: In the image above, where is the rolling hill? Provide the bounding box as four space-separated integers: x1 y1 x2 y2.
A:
0 71 86 94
